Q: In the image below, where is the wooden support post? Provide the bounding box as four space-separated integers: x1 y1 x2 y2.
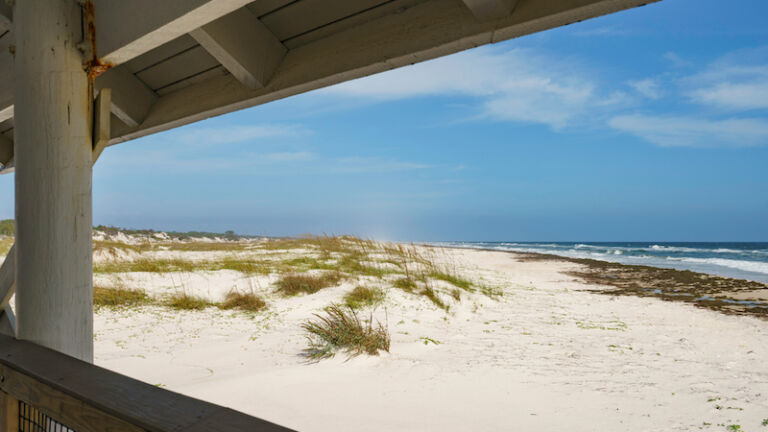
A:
0 391 19 432
14 0 94 362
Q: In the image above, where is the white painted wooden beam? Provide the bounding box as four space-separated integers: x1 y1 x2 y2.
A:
190 8 286 90
95 66 156 128
0 243 14 310
462 0 519 21
0 306 15 337
0 2 11 32
0 105 11 123
92 88 111 163
93 0 257 65
110 0 657 146
0 132 11 167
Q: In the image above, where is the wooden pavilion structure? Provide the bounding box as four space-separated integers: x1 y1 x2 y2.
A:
0 0 654 429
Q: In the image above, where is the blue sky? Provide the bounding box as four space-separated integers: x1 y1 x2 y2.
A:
2 0 767 241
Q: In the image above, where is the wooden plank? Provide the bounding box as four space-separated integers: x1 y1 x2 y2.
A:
246 0 296 17
124 34 199 74
462 0 519 21
282 0 422 50
0 134 11 167
0 391 19 432
0 335 295 431
0 32 13 124
0 307 14 338
191 8 287 89
110 0 656 147
155 65 227 96
259 0 390 41
136 45 220 91
92 0 256 65
0 3 10 32
0 365 141 432
0 244 13 310
92 89 112 163
95 66 157 128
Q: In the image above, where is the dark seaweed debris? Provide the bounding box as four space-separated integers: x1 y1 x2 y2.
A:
516 252 768 319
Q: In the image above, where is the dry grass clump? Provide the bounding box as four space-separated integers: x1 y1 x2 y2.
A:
344 286 385 309
154 241 252 252
216 259 271 275
93 240 147 254
276 271 343 296
220 291 267 312
428 270 474 291
93 286 150 308
163 293 215 310
94 258 200 274
302 305 390 359
393 276 449 310
393 277 417 292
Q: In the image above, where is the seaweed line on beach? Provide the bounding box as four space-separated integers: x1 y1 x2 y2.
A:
516 252 768 320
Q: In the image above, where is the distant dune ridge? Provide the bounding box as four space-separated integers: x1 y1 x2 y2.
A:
1 228 767 430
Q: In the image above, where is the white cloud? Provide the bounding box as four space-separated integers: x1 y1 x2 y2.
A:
609 114 768 147
321 47 622 130
330 157 431 173
572 26 631 37
628 78 662 99
663 52 690 68
685 46 768 111
258 151 315 162
172 124 307 145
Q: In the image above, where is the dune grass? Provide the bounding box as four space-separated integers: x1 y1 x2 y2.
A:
344 286 385 309
275 271 343 296
163 293 216 310
428 270 474 291
220 291 267 312
93 286 150 308
94 258 202 274
302 305 390 359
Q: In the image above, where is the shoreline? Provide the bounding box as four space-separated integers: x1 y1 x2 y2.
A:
432 243 768 320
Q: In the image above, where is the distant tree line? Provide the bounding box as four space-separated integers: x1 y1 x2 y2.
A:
0 219 13 236
0 220 247 240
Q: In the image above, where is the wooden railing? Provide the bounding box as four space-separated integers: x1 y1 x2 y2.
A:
0 334 295 431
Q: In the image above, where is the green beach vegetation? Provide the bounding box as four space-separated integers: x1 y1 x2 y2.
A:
89 228 497 359
302 305 390 359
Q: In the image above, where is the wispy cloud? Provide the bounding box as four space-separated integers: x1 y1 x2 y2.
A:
663 52 690 68
571 26 632 37
628 78 662 99
609 114 768 147
329 157 431 173
684 46 768 111
321 47 625 130
171 124 308 146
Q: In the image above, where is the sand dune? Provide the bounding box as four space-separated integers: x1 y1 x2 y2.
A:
89 242 768 431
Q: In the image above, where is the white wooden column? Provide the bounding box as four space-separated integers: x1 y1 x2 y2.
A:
14 0 94 362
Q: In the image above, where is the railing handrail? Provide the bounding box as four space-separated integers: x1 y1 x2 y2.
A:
0 334 295 431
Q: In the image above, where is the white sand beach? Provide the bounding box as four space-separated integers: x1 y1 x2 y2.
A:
80 237 768 432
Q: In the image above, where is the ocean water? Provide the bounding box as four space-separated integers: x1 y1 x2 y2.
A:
436 242 768 284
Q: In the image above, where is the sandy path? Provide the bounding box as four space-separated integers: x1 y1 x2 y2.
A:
94 248 768 431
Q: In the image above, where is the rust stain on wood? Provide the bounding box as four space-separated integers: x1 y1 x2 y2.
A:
82 0 113 80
